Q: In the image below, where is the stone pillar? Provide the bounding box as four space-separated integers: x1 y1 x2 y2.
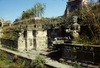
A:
36 30 47 50
18 30 25 51
26 27 34 50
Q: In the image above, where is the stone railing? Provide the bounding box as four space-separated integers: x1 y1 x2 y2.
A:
62 44 100 65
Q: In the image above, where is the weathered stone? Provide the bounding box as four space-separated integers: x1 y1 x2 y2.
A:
72 30 79 39
71 17 80 40
18 26 48 51
36 30 47 50
72 16 78 23
26 30 34 50
66 0 88 15
18 32 25 51
73 22 80 32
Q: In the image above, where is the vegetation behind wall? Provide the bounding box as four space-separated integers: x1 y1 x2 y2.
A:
64 2 100 45
2 26 20 40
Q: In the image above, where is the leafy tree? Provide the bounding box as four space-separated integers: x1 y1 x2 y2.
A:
21 9 34 19
21 2 46 20
33 3 46 17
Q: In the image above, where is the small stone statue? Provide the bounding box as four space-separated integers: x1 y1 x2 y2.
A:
73 22 80 32
72 16 80 40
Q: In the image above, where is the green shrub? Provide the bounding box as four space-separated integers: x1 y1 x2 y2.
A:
0 50 9 60
73 63 82 68
0 60 11 67
31 56 46 68
0 50 11 67
9 63 23 68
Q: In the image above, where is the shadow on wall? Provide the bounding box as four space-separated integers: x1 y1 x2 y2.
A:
1 39 18 50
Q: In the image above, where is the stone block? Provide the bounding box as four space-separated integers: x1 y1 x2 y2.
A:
18 36 25 51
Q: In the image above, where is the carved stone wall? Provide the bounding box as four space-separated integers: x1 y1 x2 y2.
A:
36 30 47 50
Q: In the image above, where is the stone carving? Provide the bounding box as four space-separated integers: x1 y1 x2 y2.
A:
65 16 80 41
72 16 78 23
72 16 80 40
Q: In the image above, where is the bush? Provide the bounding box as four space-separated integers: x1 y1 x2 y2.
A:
31 56 46 68
78 3 100 45
2 26 19 40
0 50 11 67
9 63 23 68
0 50 10 60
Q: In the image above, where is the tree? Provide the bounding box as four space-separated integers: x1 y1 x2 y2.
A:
33 3 46 17
21 2 46 19
21 9 34 19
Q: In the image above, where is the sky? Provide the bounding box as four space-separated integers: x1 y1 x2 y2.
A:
0 0 98 22
0 0 67 22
